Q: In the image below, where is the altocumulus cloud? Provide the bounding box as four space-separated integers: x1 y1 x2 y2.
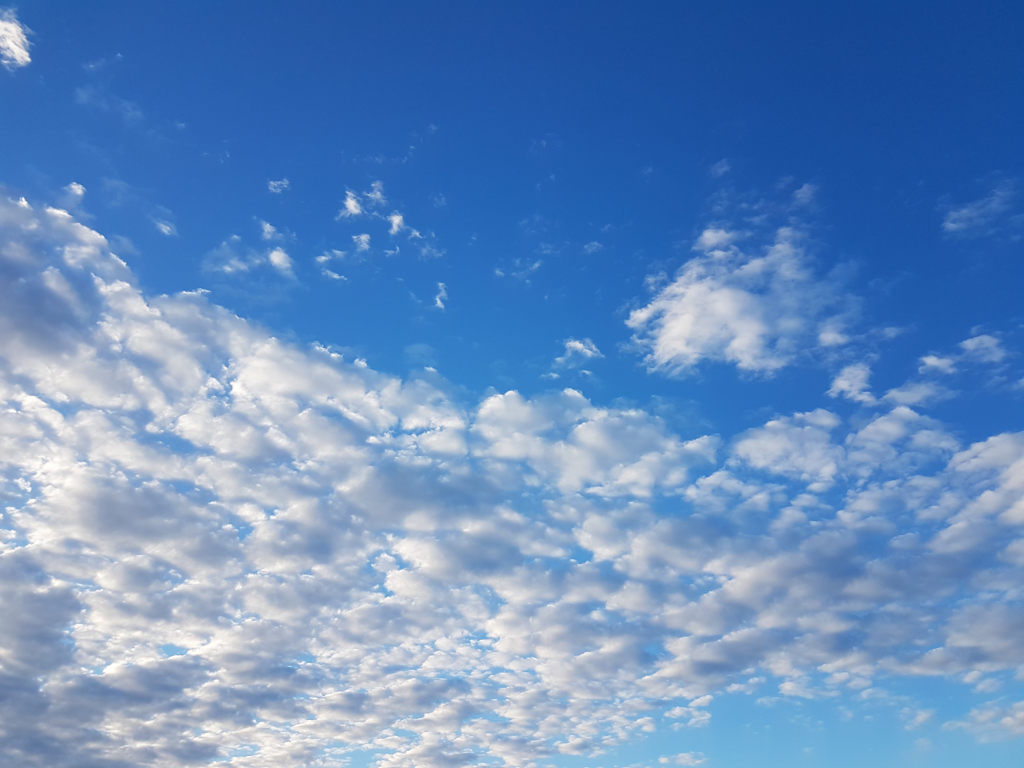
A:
2 192 1024 767
628 200 854 375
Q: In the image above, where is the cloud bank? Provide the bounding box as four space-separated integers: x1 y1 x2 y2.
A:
1 194 1024 766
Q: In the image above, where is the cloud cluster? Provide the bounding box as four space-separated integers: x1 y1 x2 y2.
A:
1 195 1024 767
627 215 852 376
331 181 441 263
204 220 294 278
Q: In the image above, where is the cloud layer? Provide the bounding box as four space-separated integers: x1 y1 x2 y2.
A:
1 194 1024 766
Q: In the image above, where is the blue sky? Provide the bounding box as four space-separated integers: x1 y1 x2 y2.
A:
1 3 1024 767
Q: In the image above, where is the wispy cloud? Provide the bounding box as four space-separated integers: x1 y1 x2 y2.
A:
433 282 447 309
336 190 363 218
267 178 290 193
0 8 31 70
554 337 603 369
75 84 144 125
334 181 442 260
942 181 1017 235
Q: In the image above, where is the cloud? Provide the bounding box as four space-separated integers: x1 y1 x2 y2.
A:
906 335 1008 397
793 183 817 206
942 181 1016 235
710 159 730 177
3 194 1024 766
960 334 1006 363
365 180 386 205
901 707 936 730
153 219 177 236
583 241 603 254
660 753 706 765
267 178 290 193
827 363 876 405
203 233 293 278
334 182 444 262
433 282 447 309
628 220 851 375
337 191 364 218
882 381 954 407
553 338 603 369
919 355 956 374
259 220 280 241
267 247 293 275
0 9 30 70
353 233 371 251
945 700 1024 741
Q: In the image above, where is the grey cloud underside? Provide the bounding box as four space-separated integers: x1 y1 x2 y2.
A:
1 196 1023 767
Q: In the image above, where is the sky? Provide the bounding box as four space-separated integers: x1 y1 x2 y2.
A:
1 2 1024 767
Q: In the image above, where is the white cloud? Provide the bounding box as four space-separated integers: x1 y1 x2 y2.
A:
583 241 603 254
828 363 876 404
960 334 1006 363
945 700 1024 740
259 219 279 240
628 223 850 375
793 183 817 206
710 159 730 177
3 195 1024 766
0 9 30 70
433 282 447 309
267 247 293 275
883 381 954 407
388 212 405 234
942 182 1016 234
919 355 956 374
660 752 706 765
153 219 177 236
732 409 843 491
365 180 386 206
353 233 370 251
267 178 290 193
901 707 935 730
337 190 363 218
554 338 603 369
203 235 294 279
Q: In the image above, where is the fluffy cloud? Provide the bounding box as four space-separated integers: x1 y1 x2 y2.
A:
827 363 876 404
627 220 851 375
2 195 1024 766
0 9 30 70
